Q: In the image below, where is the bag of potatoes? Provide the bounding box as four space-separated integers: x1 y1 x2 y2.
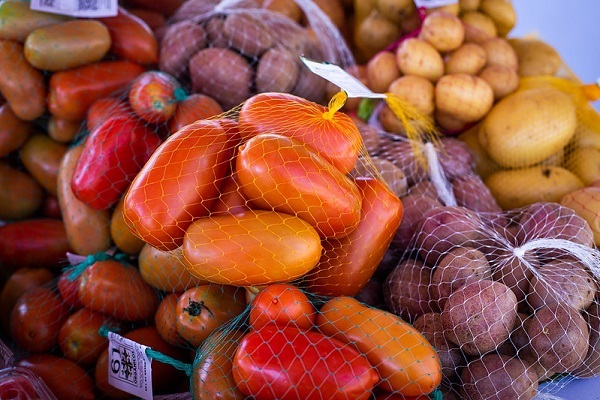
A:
156 0 356 110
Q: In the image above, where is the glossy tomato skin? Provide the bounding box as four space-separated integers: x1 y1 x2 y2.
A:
86 96 132 132
317 296 442 396
57 269 84 309
236 133 362 238
209 171 250 216
71 114 163 211
305 177 404 297
9 287 71 353
128 70 181 123
123 119 235 250
168 92 223 133
232 325 379 400
78 259 160 322
0 102 32 157
175 284 246 347
0 161 44 221
155 292 187 347
17 354 95 400
249 283 316 331
19 133 68 196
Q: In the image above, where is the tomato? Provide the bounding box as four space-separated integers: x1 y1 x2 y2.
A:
86 96 132 133
249 283 316 331
47 116 83 143
17 354 95 400
128 70 182 123
0 218 72 272
40 194 62 219
183 210 322 286
232 325 379 400
57 144 112 255
98 6 159 65
71 114 163 210
155 292 187 347
168 92 224 133
48 59 145 121
317 296 442 396
0 102 32 157
236 133 362 238
0 1 70 41
192 329 246 400
176 284 246 347
0 40 46 121
0 267 54 333
375 393 431 400
56 269 83 310
304 178 404 297
123 119 236 250
58 307 122 366
10 287 71 353
123 0 185 17
238 92 362 174
0 161 44 221
138 243 207 292
126 8 166 31
19 133 68 196
110 196 146 256
78 259 160 322
94 325 191 397
209 172 250 216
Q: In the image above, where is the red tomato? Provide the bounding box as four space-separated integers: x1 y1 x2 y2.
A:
98 6 159 65
57 269 84 309
209 171 250 216
176 284 246 347
0 218 72 272
40 194 62 219
78 259 160 321
123 119 236 250
9 287 71 353
58 307 123 366
155 292 187 347
17 354 95 400
249 283 316 331
128 70 182 123
168 92 224 133
236 133 362 238
232 325 379 400
86 96 132 132
123 0 184 17
304 177 404 297
71 114 163 210
238 92 362 174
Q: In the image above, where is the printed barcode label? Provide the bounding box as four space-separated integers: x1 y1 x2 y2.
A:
414 0 458 8
30 0 118 17
107 332 153 400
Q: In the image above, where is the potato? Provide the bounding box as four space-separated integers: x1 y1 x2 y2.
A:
419 10 465 52
383 258 437 322
221 13 275 56
490 249 537 305
527 303 589 373
460 354 538 400
413 312 466 379
309 0 346 29
396 38 444 82
290 58 327 104
452 174 502 213
528 258 597 311
356 9 401 56
436 109 471 134
573 301 600 377
159 20 206 78
508 38 562 77
407 180 439 199
262 0 303 23
430 246 492 310
366 50 400 94
480 37 518 71
392 193 441 251
478 64 519 100
441 279 518 355
565 145 600 186
438 136 477 180
255 46 298 93
460 11 497 44
479 0 516 37
457 123 500 178
479 87 577 168
374 0 415 24
435 73 494 122
352 156 408 198
560 187 600 247
387 75 435 116
485 166 584 210
189 47 253 110
444 42 486 75
459 0 480 11
377 139 429 186
496 312 533 357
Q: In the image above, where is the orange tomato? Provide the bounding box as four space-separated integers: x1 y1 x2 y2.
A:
249 283 316 331
317 296 442 396
183 210 322 286
155 292 187 347
19 133 68 196
123 119 236 250
236 133 362 238
237 92 363 174
110 196 146 256
0 103 32 156
128 70 181 123
47 117 83 143
86 96 132 132
209 172 250 216
168 93 223 133
0 161 44 220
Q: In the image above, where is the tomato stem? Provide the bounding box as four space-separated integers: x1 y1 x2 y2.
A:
183 299 214 318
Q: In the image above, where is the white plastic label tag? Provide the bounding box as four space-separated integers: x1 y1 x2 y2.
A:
300 56 387 99
30 0 118 18
107 332 153 400
414 0 458 8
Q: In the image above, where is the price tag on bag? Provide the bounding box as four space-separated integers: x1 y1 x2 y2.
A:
107 331 153 400
30 0 118 18
414 0 458 8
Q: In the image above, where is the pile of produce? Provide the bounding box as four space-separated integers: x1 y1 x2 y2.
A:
0 0 599 399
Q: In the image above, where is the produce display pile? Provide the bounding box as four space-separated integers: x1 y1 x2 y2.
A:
0 0 600 399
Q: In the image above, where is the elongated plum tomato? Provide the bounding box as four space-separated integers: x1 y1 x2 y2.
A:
304 177 404 297
236 133 362 238
237 92 362 174
123 119 235 251
232 325 379 400
183 210 322 286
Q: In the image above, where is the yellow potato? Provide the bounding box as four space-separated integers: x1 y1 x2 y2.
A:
485 165 583 210
375 0 416 24
435 73 494 122
461 11 497 44
565 145 600 186
560 187 600 247
459 0 481 11
479 0 517 37
480 37 518 70
387 75 435 116
445 42 487 75
478 64 519 100
458 123 500 179
366 50 400 93
357 9 401 57
508 38 562 77
419 10 465 52
396 37 444 82
434 109 470 134
570 125 600 149
479 87 577 168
